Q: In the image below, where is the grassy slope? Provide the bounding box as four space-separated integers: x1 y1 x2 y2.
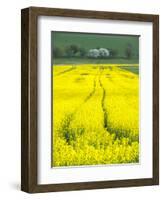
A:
119 66 139 74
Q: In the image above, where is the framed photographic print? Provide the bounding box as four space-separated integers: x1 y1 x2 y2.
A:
21 7 159 193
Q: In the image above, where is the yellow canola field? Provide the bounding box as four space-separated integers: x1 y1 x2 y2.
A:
53 64 139 167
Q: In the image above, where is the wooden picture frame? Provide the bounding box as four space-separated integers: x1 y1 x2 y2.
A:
21 7 159 193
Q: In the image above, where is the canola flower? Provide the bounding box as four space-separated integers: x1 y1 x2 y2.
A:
53 64 139 167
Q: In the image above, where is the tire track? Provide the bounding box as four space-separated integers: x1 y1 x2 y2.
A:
84 77 96 103
99 73 138 142
99 77 110 133
59 75 97 144
55 66 76 76
99 75 127 138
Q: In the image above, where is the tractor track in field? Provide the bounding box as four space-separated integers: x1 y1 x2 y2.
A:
99 77 110 133
55 66 76 76
60 75 97 144
99 72 124 137
59 67 138 145
98 71 137 141
84 77 96 103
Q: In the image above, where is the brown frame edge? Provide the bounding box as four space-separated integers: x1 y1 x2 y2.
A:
21 7 159 193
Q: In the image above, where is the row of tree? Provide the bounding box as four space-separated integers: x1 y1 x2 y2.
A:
53 44 134 59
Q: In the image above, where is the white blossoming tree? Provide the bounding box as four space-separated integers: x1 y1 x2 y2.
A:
87 49 100 58
88 48 110 58
99 48 110 58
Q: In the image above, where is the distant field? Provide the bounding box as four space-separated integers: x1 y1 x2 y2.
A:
119 66 139 75
52 64 139 167
52 32 139 58
54 58 139 65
